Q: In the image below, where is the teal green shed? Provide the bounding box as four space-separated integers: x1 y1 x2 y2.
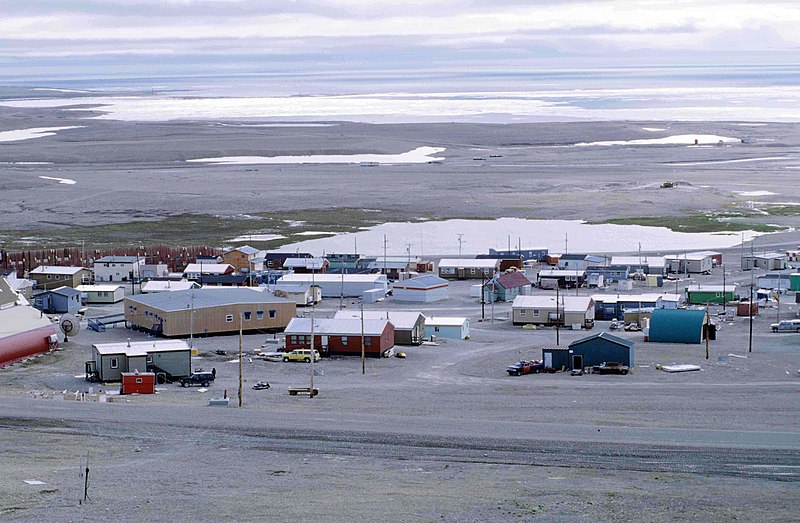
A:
791 273 800 292
648 309 707 344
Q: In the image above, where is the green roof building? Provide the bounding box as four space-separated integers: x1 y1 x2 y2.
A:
685 285 735 305
648 309 708 344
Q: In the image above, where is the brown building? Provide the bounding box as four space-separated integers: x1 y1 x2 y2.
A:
221 246 264 273
125 288 295 337
28 265 91 290
283 317 394 357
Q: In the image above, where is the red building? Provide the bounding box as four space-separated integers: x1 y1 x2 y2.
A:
283 317 394 358
121 372 156 394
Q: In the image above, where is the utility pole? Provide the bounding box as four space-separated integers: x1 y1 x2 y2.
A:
238 312 243 407
383 235 388 279
189 291 195 349
481 270 486 321
749 243 754 353
705 303 710 360
457 234 464 257
360 299 365 375
564 233 568 254
309 307 316 398
555 284 560 346
722 264 727 313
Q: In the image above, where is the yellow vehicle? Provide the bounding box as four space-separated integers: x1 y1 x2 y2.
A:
283 349 321 363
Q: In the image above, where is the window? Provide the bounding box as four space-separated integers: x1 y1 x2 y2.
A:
341 336 348 346
47 274 52 280
269 310 276 318
364 336 372 346
470 268 476 274
244 311 252 321
135 378 143 384
146 355 153 364
225 314 234 322
434 326 440 332
533 310 539 317
110 357 119 369
520 309 526 317
256 311 264 320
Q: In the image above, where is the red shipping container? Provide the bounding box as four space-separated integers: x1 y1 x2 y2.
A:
121 372 156 394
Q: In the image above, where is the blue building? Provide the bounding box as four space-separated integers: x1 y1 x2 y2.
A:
585 265 631 284
33 286 81 314
567 332 634 369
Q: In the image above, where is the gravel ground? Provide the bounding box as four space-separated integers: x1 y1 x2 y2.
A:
1 249 799 521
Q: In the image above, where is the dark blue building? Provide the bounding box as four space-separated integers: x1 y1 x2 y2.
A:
566 332 634 370
33 286 81 314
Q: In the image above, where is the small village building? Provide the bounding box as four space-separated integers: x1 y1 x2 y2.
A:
124 288 295 337
276 273 387 298
270 282 321 306
437 259 499 280
200 274 251 287
686 285 736 305
476 254 524 271
741 252 788 271
536 269 586 289
489 247 549 262
424 316 470 340
283 257 328 273
787 250 800 262
29 265 91 290
0 278 59 368
334 310 426 345
325 253 362 270
665 253 714 274
648 309 709 344
221 245 265 273
484 270 532 302
791 273 800 292
183 263 235 281
140 263 169 280
591 293 680 321
283 317 394 357
391 275 449 303
120 371 156 394
511 295 595 328
75 284 125 304
585 265 630 284
565 332 634 370
140 280 200 293
556 254 603 271
264 252 313 270
611 256 667 276
3 272 34 299
757 273 793 290
88 339 192 382
366 260 414 280
93 256 145 283
33 286 81 314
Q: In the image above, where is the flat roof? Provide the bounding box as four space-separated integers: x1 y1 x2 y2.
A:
126 288 290 312
424 316 468 327
284 317 389 336
95 256 142 263
438 258 499 269
75 284 125 292
333 310 423 330
278 274 386 284
392 274 448 289
93 339 190 357
30 266 85 275
512 295 593 312
591 293 681 304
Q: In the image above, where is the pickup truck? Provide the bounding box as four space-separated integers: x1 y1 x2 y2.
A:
180 370 215 387
592 362 630 375
506 360 544 376
770 319 800 333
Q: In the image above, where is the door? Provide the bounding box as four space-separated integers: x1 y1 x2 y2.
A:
572 355 583 371
321 336 328 351
544 352 552 368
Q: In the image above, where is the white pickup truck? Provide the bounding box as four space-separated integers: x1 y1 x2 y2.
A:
770 319 800 333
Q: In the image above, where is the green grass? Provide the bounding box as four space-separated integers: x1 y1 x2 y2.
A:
594 214 783 233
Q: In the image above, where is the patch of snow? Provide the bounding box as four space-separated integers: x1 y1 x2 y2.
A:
226 234 285 242
575 135 740 147
734 190 777 197
187 146 445 165
0 126 83 142
39 176 76 185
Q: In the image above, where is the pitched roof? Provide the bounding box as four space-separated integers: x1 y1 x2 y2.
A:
496 271 531 289
570 331 635 349
49 286 81 297
140 280 199 292
183 263 234 274
93 339 190 356
229 245 261 256
333 310 423 330
438 258 499 269
284 317 390 336
75 284 125 292
424 316 468 326
392 274 448 290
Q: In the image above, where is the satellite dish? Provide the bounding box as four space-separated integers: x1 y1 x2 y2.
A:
60 313 80 341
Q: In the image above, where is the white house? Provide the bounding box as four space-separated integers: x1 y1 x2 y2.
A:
437 259 499 279
277 273 387 298
511 295 595 328
75 284 125 304
140 280 201 293
183 263 235 281
270 282 321 306
391 275 449 302
424 316 470 340
93 256 146 283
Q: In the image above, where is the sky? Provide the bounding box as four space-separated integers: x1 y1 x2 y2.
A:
1 1 799 80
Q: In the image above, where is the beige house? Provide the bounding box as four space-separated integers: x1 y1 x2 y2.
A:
29 266 91 290
511 295 595 329
125 287 295 337
221 246 265 273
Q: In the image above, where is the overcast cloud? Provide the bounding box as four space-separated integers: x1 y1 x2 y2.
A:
1 1 798 79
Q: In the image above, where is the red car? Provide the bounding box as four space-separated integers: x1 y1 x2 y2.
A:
506 360 544 376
